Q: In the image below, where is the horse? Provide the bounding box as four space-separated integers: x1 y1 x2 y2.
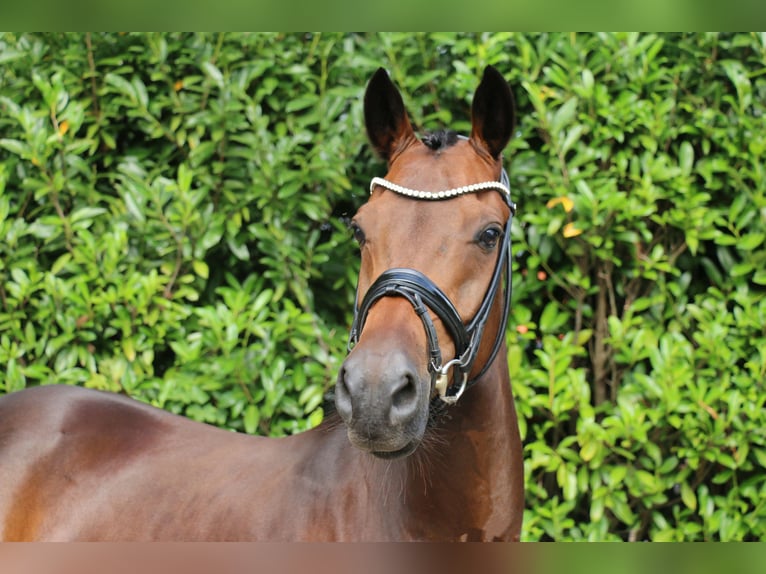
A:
0 65 523 541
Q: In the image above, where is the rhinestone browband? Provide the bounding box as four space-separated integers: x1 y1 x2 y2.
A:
369 176 511 201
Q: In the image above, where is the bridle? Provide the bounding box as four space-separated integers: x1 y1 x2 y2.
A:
347 167 516 405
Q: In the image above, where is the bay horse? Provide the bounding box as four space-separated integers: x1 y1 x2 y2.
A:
0 66 523 541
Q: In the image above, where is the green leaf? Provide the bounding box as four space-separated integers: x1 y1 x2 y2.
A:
611 497 636 525
51 253 72 275
132 76 149 109
285 95 319 113
581 69 594 97
201 61 224 87
609 466 628 486
721 59 752 111
679 141 694 175
576 329 592 346
580 439 599 463
0 138 29 156
177 163 193 193
686 229 699 256
122 338 136 362
243 404 260 435
737 233 764 251
561 124 584 154
71 206 107 223
716 452 737 469
635 470 658 491
227 237 250 260
0 49 25 65
192 260 209 279
0 196 9 223
105 72 136 101
539 302 560 333
680 481 697 511
251 289 274 314
550 97 578 135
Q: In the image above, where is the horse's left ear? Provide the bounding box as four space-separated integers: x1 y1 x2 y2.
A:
470 66 515 159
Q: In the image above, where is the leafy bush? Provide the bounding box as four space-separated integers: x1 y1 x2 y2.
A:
497 32 766 541
1 32 764 540
0 32 370 435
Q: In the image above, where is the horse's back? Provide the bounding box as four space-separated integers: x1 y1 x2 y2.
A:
0 385 253 540
0 384 172 468
0 385 347 541
0 386 172 539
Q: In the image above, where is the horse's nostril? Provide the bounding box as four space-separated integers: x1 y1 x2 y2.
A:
335 366 354 420
337 366 348 395
391 373 418 413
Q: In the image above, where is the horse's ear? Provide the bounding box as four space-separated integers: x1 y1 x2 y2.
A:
470 66 515 159
364 68 416 162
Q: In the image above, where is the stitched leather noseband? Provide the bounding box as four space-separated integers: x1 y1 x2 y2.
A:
348 169 515 405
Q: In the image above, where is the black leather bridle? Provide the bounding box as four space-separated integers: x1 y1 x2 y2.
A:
347 168 516 405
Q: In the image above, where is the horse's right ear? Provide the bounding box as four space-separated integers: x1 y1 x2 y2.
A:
364 68 417 162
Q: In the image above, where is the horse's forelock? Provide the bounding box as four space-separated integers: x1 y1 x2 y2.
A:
421 129 458 151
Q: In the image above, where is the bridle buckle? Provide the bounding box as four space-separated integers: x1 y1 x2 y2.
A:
433 358 469 405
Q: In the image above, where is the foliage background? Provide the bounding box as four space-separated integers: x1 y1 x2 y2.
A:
1 32 764 541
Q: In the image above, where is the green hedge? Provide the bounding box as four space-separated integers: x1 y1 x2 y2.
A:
1 32 764 541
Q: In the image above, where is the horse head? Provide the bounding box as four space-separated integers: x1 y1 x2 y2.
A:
335 66 516 458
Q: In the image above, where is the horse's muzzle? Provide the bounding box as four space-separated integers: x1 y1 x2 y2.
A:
335 345 429 458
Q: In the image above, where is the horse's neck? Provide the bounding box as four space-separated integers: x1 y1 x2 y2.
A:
326 348 523 541
406 349 523 540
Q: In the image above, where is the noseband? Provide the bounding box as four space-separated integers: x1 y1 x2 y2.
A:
348 168 516 405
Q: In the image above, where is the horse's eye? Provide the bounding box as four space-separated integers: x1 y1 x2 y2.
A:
350 222 366 246
477 226 502 250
